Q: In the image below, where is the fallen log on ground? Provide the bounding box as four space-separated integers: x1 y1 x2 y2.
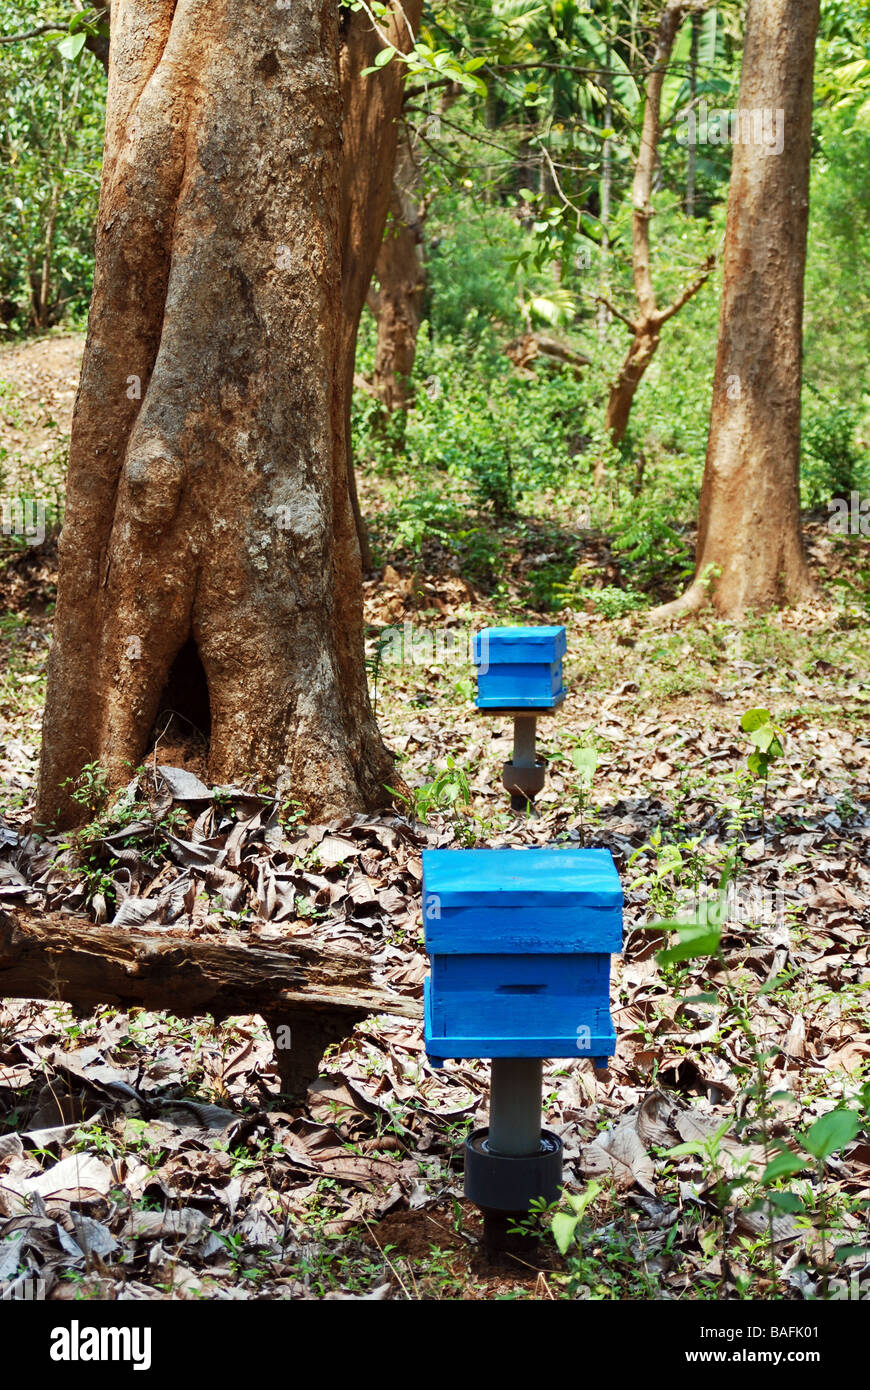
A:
0 908 421 1100
505 331 592 378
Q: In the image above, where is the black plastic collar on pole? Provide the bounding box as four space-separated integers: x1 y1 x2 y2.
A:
464 1128 563 1212
465 1128 563 1256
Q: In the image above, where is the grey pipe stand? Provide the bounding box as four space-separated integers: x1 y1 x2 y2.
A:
500 712 548 812
489 1058 543 1156
465 1058 563 1254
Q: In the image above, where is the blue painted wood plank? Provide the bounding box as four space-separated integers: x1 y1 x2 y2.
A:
424 905 623 954
421 845 622 1063
473 625 567 709
424 977 616 1062
427 956 613 1052
473 626 567 663
476 663 564 705
422 847 623 909
475 690 566 709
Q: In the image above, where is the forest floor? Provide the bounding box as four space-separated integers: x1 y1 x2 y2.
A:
0 334 869 1301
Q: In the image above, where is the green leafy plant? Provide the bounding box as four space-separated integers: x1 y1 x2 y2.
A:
528 1183 665 1300
759 1108 862 1295
62 760 110 818
571 744 598 845
647 839 866 1298
801 390 866 506
551 1180 602 1256
739 707 784 832
665 1120 745 1281
58 766 189 914
390 756 477 843
556 579 646 618
628 825 725 924
652 867 730 968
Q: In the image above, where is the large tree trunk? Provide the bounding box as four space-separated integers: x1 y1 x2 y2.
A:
655 0 819 620
598 0 714 475
339 1 423 567
37 0 393 830
368 135 427 417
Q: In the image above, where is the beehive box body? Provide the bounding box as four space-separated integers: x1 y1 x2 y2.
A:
423 847 622 1066
473 626 567 709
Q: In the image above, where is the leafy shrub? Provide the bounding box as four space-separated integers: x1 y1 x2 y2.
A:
608 469 699 596
370 485 500 581
571 583 647 618
0 8 106 333
801 391 867 507
426 196 538 342
354 323 594 513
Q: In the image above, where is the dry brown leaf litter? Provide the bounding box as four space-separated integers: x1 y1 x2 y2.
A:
0 339 869 1300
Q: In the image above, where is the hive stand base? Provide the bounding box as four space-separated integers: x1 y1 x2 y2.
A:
464 1058 563 1254
503 714 546 812
481 1209 542 1257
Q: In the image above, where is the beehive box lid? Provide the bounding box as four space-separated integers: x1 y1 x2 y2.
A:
473 626 567 665
422 846 621 909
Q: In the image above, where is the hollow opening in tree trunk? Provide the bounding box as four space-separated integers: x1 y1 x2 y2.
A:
152 637 212 757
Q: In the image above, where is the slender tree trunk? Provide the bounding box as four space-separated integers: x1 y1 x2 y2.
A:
596 52 612 343
37 185 61 329
655 0 819 619
339 0 423 569
597 0 714 477
33 189 59 330
686 11 699 215
368 135 427 417
33 72 80 330
369 187 425 416
75 0 111 71
37 0 394 829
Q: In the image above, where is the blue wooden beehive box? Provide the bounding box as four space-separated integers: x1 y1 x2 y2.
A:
473 626 567 709
422 847 622 1068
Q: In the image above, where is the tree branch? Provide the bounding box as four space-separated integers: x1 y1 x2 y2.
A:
403 76 456 102
654 253 716 326
1 6 110 71
594 294 637 333
0 24 66 44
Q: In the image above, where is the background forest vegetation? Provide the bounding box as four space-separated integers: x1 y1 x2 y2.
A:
0 0 869 1305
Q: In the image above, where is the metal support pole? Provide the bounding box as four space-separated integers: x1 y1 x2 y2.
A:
513 714 537 767
464 1057 562 1254
476 1057 548 1255
507 714 542 812
487 1057 543 1156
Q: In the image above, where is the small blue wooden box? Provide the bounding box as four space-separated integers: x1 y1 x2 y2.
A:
422 847 622 1067
473 626 567 709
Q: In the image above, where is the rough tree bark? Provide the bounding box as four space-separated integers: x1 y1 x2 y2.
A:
0 908 419 1023
339 0 423 567
37 0 394 829
367 133 427 417
597 0 714 478
655 0 819 619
